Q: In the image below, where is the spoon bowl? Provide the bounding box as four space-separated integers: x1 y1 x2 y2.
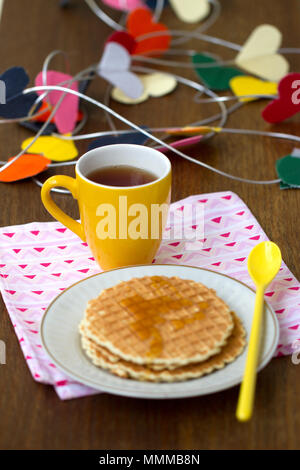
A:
248 241 282 287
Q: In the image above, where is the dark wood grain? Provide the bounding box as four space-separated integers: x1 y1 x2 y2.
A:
0 0 299 450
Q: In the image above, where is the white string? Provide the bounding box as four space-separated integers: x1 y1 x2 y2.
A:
132 55 235 68
43 124 300 147
99 59 230 150
279 48 300 53
194 94 277 103
132 64 228 143
104 83 118 133
171 0 222 46
21 84 285 185
84 0 123 30
135 28 241 51
134 29 300 58
24 99 243 146
152 0 165 21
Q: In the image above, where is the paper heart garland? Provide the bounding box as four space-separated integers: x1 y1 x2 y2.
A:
111 72 177 104
0 154 50 182
235 24 289 81
192 54 244 91
169 0 210 23
21 135 78 162
35 71 79 134
88 128 149 151
276 152 300 189
97 41 144 99
127 8 170 56
230 76 277 102
0 67 40 119
262 73 300 123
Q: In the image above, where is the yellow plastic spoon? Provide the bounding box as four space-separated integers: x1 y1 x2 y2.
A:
236 241 282 422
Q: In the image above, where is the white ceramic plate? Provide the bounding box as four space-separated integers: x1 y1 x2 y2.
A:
40 265 279 399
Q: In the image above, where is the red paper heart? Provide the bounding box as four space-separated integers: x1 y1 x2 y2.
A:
106 31 137 54
262 73 300 123
0 154 50 182
127 8 170 56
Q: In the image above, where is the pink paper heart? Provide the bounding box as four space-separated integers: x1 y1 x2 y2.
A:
102 0 143 11
35 71 79 134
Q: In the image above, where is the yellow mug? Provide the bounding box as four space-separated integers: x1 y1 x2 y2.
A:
41 144 171 270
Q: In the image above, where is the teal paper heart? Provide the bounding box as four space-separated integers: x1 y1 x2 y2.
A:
276 154 300 189
191 53 244 91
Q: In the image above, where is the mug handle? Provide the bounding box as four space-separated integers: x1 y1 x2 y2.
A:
41 175 86 241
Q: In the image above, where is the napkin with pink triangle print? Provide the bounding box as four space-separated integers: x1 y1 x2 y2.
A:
0 191 299 400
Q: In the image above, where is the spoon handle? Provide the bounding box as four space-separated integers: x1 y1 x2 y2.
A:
236 285 265 422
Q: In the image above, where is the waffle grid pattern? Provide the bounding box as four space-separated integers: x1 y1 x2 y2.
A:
80 313 246 382
80 276 234 366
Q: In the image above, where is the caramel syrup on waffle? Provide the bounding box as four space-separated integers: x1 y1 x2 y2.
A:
120 276 208 359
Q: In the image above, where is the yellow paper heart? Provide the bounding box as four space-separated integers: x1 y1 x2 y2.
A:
230 76 278 102
21 134 78 162
111 73 177 104
169 0 210 24
235 24 289 81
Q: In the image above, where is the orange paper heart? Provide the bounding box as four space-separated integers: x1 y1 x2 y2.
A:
0 154 50 182
127 8 170 56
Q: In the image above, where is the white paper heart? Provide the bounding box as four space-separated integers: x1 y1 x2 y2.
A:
169 0 210 23
111 72 177 104
235 24 289 81
97 42 144 99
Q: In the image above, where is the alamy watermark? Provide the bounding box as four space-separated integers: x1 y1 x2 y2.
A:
291 339 300 365
0 80 6 104
95 197 205 251
0 340 6 365
291 80 300 105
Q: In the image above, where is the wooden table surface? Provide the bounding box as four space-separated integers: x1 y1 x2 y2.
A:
0 0 299 450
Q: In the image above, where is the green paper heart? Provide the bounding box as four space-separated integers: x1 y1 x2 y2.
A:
276 155 300 188
279 181 300 190
191 53 244 91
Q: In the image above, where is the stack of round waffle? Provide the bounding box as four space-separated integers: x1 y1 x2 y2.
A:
79 276 246 382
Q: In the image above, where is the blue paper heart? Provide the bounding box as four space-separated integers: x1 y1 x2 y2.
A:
88 128 149 151
0 67 40 118
145 0 169 8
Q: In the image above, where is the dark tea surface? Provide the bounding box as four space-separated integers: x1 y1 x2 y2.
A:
86 165 157 187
